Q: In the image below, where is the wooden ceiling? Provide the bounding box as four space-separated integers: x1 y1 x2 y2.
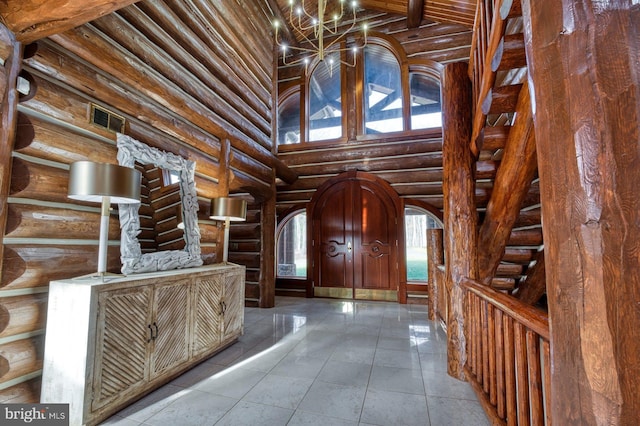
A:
271 0 476 43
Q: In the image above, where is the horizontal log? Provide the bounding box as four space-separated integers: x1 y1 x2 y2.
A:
2 245 122 289
245 282 260 300
0 377 41 403
24 44 268 187
197 222 222 243
155 229 185 245
92 11 271 142
24 46 220 160
229 223 261 240
118 2 271 122
179 0 272 92
129 2 271 113
0 337 44 385
229 241 261 252
279 138 443 167
409 46 474 64
6 203 120 240
15 112 116 164
289 151 444 176
402 31 473 57
228 252 260 268
0 294 48 338
11 158 73 204
245 269 260 283
49 26 297 184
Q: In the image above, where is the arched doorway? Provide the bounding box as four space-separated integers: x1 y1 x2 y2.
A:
308 171 402 301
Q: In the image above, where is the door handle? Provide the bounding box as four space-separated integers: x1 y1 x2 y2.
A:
347 241 352 252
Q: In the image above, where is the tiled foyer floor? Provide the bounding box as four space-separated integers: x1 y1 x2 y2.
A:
102 297 488 426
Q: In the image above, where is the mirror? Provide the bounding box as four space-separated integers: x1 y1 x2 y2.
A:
117 133 203 274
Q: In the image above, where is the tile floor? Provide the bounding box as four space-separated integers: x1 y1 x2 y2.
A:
101 296 488 426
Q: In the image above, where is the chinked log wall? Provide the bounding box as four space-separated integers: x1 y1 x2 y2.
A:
0 0 280 402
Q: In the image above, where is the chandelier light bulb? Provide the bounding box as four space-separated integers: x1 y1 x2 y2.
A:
274 0 368 74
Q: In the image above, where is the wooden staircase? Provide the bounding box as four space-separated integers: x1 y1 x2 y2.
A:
469 0 544 303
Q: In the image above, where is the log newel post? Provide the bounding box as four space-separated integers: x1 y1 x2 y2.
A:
522 0 640 423
259 172 276 308
441 61 477 380
427 228 444 321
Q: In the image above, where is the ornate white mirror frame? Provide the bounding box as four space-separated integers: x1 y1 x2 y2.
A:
117 133 203 274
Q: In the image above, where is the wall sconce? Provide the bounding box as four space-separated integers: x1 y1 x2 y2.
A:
210 197 247 263
68 161 141 278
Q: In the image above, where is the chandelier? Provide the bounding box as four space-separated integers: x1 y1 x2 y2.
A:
273 0 368 74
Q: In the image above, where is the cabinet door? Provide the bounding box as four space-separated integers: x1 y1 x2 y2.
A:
222 269 245 340
191 272 224 357
149 278 191 379
92 286 152 411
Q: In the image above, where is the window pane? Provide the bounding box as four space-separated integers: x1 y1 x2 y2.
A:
404 207 442 282
364 45 403 134
277 212 307 277
410 73 442 130
309 53 342 141
278 92 301 145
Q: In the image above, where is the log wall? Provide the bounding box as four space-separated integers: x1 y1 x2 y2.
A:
0 0 279 402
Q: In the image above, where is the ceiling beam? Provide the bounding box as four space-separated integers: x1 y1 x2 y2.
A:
0 0 140 44
407 0 425 28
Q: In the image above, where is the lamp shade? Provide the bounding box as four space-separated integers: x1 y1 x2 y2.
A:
68 161 141 204
210 197 247 221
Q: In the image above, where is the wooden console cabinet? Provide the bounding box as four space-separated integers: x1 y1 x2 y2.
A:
40 264 245 426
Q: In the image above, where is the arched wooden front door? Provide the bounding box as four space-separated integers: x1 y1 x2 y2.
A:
309 171 401 301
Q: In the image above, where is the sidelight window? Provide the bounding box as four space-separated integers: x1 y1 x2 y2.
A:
405 207 443 282
276 210 307 278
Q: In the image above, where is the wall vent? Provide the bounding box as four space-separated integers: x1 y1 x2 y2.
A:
90 103 125 133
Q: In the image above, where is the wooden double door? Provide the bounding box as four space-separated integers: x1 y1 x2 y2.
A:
310 172 401 300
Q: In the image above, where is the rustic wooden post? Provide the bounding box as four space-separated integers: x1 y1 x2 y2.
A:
441 61 477 380
522 1 640 423
259 174 276 308
0 27 22 280
427 228 443 321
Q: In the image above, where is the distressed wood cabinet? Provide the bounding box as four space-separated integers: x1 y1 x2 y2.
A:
40 264 245 426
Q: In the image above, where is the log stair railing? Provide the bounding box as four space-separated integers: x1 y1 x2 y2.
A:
462 277 550 426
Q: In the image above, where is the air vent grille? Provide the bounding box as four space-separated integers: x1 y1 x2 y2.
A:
90 103 125 133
